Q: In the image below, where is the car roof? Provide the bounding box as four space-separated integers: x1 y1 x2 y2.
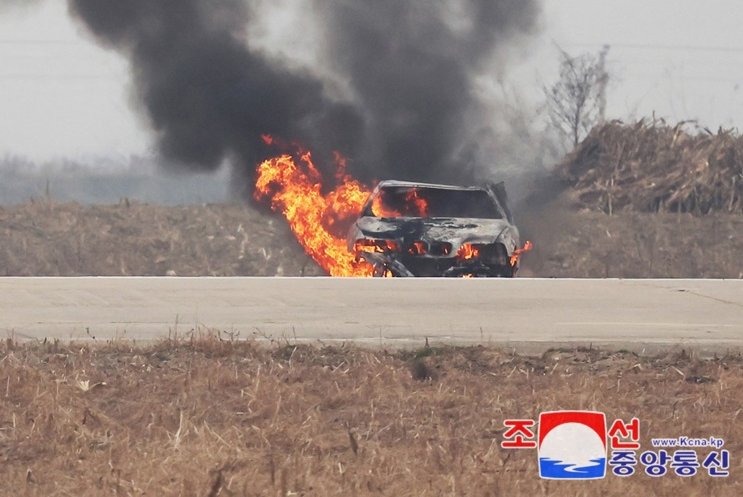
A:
376 180 488 192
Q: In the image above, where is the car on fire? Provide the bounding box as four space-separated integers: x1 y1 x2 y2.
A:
347 180 531 277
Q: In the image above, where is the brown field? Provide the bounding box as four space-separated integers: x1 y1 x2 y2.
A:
2 196 741 495
1 336 740 496
0 201 322 278
1 200 742 278
518 199 743 278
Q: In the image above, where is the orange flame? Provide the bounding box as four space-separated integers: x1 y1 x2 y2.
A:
353 239 399 254
408 241 427 256
371 194 402 218
370 188 429 217
254 145 374 276
405 189 429 216
255 138 441 276
510 240 534 267
456 243 480 261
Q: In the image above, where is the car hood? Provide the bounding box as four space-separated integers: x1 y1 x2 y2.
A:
353 216 514 246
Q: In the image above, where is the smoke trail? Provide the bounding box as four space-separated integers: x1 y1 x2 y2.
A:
67 0 540 188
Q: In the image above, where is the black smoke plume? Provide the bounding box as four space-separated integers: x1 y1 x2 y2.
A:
316 0 540 183
67 0 362 180
67 0 540 190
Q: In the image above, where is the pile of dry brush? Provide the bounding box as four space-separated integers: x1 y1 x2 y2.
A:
558 119 743 215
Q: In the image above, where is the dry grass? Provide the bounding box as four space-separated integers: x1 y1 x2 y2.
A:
0 200 322 277
518 203 743 278
2 200 742 278
1 336 740 496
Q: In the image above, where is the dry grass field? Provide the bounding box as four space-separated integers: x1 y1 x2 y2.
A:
1 200 742 278
1 336 740 496
518 201 743 278
0 201 322 278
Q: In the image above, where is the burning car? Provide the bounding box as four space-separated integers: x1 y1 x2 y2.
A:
347 180 532 277
254 147 532 277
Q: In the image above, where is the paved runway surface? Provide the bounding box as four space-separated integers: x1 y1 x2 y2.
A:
1 278 742 351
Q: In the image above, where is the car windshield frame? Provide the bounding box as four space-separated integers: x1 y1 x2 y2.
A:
363 185 503 219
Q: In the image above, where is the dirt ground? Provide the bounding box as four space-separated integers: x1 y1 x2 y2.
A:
1 199 741 278
0 337 740 496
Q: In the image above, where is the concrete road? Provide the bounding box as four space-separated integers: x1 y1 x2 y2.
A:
1 278 742 352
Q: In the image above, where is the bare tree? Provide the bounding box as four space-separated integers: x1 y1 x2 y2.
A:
545 45 610 149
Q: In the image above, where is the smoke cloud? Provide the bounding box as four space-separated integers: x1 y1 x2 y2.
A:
67 0 363 181
67 0 541 190
315 0 540 183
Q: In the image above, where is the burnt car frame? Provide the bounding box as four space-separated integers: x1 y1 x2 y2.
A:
347 180 527 277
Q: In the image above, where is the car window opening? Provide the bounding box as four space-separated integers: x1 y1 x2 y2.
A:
367 186 502 219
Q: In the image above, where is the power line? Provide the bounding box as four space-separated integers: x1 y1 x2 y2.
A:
0 40 81 45
0 74 122 80
565 42 743 54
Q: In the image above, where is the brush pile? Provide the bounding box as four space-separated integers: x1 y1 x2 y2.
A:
558 119 743 215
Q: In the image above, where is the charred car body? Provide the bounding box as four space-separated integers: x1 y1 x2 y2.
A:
347 180 531 277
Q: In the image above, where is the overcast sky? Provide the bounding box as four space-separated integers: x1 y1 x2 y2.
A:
1 0 743 162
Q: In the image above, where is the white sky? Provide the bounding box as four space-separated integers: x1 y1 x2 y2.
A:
0 2 149 161
1 0 743 161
